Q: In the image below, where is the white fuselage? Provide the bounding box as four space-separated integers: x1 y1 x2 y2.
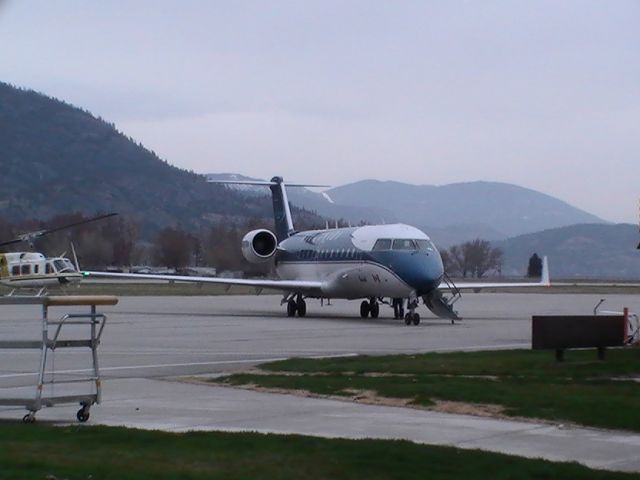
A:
274 224 443 299
0 252 82 288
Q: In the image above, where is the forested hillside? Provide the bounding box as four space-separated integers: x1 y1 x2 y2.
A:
497 223 640 279
0 82 320 236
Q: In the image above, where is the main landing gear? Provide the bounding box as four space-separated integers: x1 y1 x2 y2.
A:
360 298 380 318
286 294 307 317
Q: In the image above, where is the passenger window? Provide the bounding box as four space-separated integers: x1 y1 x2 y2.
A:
392 239 416 250
12 266 19 275
21 264 30 275
46 263 53 274
372 239 392 251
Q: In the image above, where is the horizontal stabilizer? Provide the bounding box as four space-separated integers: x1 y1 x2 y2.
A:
207 179 329 188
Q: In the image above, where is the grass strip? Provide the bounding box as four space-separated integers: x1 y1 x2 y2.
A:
214 348 640 431
0 422 636 479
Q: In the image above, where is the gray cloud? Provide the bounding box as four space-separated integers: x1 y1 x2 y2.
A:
0 0 638 223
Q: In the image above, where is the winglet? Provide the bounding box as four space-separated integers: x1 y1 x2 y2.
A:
541 256 550 286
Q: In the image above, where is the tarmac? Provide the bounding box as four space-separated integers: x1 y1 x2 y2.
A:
1 293 640 472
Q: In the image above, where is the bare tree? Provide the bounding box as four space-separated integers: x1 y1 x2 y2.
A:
154 227 194 270
446 238 503 278
102 216 138 267
440 249 453 273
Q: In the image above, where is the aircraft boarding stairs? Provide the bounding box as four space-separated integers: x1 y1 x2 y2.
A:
423 272 462 323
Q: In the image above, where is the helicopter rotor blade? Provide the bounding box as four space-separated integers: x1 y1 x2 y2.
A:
36 212 118 236
0 238 28 248
0 213 118 248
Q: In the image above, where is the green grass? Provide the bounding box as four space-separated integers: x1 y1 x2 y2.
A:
214 348 640 432
0 422 636 479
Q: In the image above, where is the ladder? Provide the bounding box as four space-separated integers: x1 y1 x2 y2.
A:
0 295 117 423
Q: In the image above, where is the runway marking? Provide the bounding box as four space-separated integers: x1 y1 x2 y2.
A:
0 353 358 379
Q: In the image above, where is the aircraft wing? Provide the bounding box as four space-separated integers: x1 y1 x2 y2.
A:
83 271 325 296
440 256 551 292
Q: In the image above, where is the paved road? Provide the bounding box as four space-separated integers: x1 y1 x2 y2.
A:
1 293 639 472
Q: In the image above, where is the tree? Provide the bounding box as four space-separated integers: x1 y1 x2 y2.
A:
439 249 453 273
527 253 543 278
0 217 15 245
445 238 503 278
154 227 194 270
103 216 138 267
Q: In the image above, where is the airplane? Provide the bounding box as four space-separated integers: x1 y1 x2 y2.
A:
85 177 550 325
0 213 118 294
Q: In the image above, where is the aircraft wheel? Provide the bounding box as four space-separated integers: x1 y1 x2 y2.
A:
77 407 90 423
22 413 35 424
404 313 412 325
360 301 370 318
297 298 307 317
370 301 379 319
412 313 421 326
287 299 297 317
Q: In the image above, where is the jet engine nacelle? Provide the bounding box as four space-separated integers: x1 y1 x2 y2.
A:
241 229 278 263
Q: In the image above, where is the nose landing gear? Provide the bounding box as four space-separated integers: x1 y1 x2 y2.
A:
403 297 420 326
286 294 307 317
404 312 420 326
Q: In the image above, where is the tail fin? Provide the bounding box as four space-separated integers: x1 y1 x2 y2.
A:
207 176 329 242
269 176 294 241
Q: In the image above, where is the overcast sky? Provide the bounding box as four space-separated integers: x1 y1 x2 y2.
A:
1 1 638 223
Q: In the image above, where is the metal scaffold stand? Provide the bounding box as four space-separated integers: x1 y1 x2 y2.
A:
0 295 117 423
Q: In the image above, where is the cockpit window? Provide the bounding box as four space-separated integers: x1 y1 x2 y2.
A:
392 239 417 250
372 239 392 251
53 259 75 272
415 239 435 252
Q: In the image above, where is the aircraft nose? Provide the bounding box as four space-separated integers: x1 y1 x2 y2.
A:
412 253 444 294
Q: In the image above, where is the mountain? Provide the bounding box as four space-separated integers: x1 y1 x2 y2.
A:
496 223 640 279
0 82 320 235
208 174 606 246
325 180 606 238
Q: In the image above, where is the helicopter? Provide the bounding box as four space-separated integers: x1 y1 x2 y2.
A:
0 213 117 295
